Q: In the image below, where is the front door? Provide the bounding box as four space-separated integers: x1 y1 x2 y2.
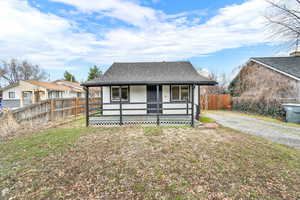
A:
147 85 162 114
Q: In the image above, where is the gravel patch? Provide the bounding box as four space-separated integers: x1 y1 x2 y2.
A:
206 111 300 150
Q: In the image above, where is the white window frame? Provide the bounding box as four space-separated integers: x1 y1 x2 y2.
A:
48 91 64 99
111 86 129 102
171 85 190 102
8 92 15 99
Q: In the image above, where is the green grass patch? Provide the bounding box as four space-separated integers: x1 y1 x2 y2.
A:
199 116 216 123
133 184 146 192
143 127 163 136
0 126 95 177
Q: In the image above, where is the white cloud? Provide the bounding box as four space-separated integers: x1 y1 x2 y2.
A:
50 0 158 27
0 0 277 71
0 0 98 69
81 0 272 62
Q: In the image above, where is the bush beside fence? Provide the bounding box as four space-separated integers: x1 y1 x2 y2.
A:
232 97 299 120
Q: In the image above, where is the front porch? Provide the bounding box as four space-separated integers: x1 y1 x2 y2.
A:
85 84 200 127
87 100 200 126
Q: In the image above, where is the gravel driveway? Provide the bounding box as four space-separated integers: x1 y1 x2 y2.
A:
206 111 300 150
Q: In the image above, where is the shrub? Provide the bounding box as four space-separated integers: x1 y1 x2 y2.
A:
232 97 287 120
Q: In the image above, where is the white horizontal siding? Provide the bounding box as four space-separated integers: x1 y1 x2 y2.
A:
102 84 198 117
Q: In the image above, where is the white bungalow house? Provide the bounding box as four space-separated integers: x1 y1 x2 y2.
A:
0 80 85 109
82 61 217 127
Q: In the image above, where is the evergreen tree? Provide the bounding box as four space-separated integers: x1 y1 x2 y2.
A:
64 71 76 82
87 65 102 81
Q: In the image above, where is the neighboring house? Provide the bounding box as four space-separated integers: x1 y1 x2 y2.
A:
230 51 300 99
54 80 85 98
54 80 101 97
82 61 217 126
0 80 85 109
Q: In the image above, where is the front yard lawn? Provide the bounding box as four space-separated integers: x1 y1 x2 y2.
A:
1 121 300 199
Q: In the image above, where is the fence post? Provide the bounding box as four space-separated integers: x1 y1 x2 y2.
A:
50 99 55 121
74 98 77 119
61 99 64 119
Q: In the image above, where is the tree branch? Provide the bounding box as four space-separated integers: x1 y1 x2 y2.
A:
265 15 300 35
266 0 300 22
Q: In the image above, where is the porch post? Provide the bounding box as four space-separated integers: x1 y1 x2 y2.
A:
186 98 189 115
156 85 160 126
119 86 123 125
100 86 103 115
85 86 89 127
191 84 195 127
196 85 200 120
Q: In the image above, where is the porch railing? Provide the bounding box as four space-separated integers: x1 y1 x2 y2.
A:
87 100 198 126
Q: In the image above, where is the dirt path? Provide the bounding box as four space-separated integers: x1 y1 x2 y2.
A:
206 111 300 150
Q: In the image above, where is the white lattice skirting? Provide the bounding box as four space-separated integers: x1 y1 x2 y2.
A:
89 115 195 126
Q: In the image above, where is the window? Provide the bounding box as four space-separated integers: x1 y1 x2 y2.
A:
111 86 129 101
8 92 15 99
48 91 64 99
181 85 189 100
171 86 180 101
171 85 190 101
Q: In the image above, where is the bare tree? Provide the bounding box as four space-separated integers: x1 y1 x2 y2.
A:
202 72 229 94
265 0 300 49
0 59 48 85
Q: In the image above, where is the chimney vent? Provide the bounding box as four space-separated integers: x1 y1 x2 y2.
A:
290 51 300 57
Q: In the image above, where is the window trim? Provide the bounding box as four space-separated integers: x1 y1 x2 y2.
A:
170 85 190 102
8 92 15 99
110 86 130 102
48 91 64 99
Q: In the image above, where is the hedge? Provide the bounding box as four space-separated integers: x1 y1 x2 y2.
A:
232 97 287 120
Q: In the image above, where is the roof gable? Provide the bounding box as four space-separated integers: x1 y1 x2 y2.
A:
251 57 300 81
83 61 216 86
54 80 83 92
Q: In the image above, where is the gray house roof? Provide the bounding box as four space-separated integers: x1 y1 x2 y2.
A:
82 61 217 86
251 56 300 80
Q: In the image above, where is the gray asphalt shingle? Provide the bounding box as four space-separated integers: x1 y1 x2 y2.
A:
83 61 216 86
252 56 300 79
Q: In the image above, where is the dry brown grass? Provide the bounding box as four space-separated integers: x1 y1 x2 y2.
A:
1 124 300 199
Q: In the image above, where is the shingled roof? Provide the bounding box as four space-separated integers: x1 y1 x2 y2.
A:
82 61 217 86
251 56 300 80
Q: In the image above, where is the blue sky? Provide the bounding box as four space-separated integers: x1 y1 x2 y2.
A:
0 0 287 83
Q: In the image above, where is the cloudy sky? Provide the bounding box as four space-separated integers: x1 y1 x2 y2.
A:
0 0 286 82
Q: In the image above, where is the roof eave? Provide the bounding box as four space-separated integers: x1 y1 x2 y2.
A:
250 58 300 81
81 80 217 87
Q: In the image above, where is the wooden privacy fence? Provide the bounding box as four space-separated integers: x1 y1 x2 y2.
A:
200 94 232 110
11 97 101 124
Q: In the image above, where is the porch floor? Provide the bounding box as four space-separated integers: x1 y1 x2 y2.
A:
89 115 199 126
